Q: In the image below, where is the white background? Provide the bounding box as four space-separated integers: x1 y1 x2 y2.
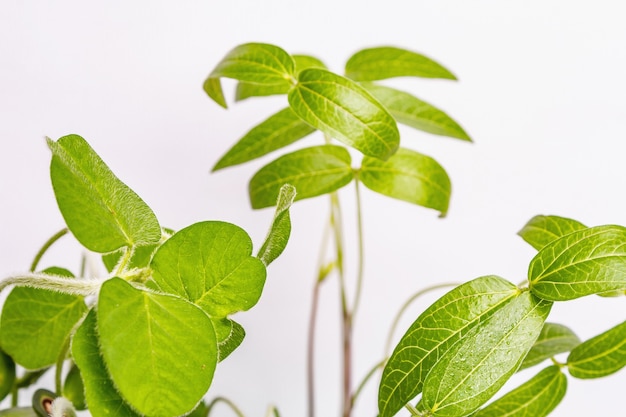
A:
1 1 625 416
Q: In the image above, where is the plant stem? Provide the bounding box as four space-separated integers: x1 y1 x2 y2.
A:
350 174 365 318
30 228 68 272
206 396 246 417
350 359 386 408
0 273 102 297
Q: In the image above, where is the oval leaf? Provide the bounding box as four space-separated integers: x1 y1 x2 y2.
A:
288 68 399 160
472 366 567 417
518 215 587 251
520 322 581 370
258 184 296 266
97 278 217 417
344 46 456 81
422 291 552 417
363 83 471 141
529 225 626 300
378 276 519 417
48 135 161 253
360 147 450 216
567 319 626 379
249 145 353 209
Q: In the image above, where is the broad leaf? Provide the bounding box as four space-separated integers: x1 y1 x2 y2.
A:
529 225 626 300
363 83 471 141
378 276 519 417
151 221 266 317
97 278 217 417
520 322 580 370
360 147 450 216
472 366 567 417
212 108 315 171
204 43 295 108
344 46 456 81
71 309 141 417
567 319 626 379
422 291 552 417
0 349 15 402
212 317 245 362
518 215 587 251
249 145 353 209
288 68 399 160
48 135 161 253
258 184 296 266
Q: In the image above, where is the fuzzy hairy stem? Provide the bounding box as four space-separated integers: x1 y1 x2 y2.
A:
0 273 102 296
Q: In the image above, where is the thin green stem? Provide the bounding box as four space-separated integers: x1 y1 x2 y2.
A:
206 396 246 417
350 358 386 408
30 229 69 272
54 336 71 395
404 403 422 416
114 246 134 276
350 174 365 318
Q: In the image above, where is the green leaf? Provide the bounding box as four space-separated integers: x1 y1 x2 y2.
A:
378 276 519 417
0 408 37 417
258 184 296 266
288 68 399 160
360 147 451 216
48 135 161 253
472 366 567 417
63 364 86 410
362 83 471 141
212 108 315 171
71 309 141 417
518 215 587 251
520 322 581 370
422 291 552 417
567 319 626 379
249 145 353 209
344 46 456 81
212 317 245 362
529 225 626 300
150 221 266 317
204 43 295 108
97 278 217 417
0 349 15 402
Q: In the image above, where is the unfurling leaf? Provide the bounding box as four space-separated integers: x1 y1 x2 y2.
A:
258 184 296 266
518 215 587 251
520 322 580 370
567 319 626 379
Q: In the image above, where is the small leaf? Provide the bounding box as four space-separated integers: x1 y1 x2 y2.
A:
258 184 296 266
48 135 161 253
518 215 587 251
288 68 399 160
472 366 567 417
378 276 519 417
567 319 626 379
249 145 353 209
0 349 15 402
212 317 245 362
529 225 626 300
520 322 581 370
97 278 217 417
360 147 450 216
422 291 552 417
204 43 295 108
362 83 471 141
212 108 315 171
62 364 86 410
345 46 456 81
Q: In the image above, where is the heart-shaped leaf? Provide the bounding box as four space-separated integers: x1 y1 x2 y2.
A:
518 215 587 251
520 322 580 370
567 319 626 379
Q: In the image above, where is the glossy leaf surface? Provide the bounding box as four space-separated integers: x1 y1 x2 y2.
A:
249 145 353 209
518 215 587 251
48 135 161 253
378 276 519 417
529 225 626 300
258 184 296 266
360 147 451 216
520 322 580 370
567 319 626 379
288 68 399 160
97 278 217 417
345 46 456 81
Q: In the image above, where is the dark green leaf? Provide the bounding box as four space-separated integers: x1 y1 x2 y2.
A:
567 319 626 379
520 322 580 370
360 147 450 216
212 317 245 362
0 349 15 402
288 68 399 160
518 215 587 251
249 145 353 209
48 135 161 253
345 46 456 81
258 184 296 266
63 364 86 410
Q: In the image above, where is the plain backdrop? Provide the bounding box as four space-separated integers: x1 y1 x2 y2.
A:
1 1 625 416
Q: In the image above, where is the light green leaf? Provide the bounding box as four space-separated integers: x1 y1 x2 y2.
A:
150 221 266 317
529 225 626 300
360 147 450 216
518 215 587 251
567 319 626 379
212 108 315 171
422 291 552 417
378 276 519 417
472 366 567 417
345 46 456 81
288 68 399 160
249 145 353 209
63 364 86 410
258 184 296 266
97 278 217 417
212 317 245 362
48 134 161 253
520 322 581 370
362 83 471 141
204 43 295 108
71 309 141 417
